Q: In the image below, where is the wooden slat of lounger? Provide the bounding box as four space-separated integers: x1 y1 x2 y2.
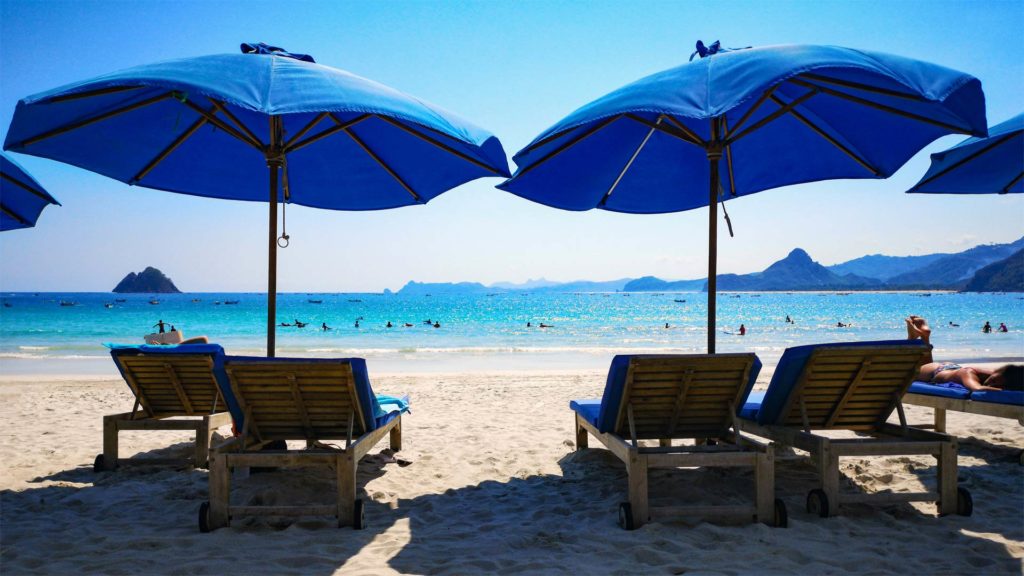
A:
116 355 223 416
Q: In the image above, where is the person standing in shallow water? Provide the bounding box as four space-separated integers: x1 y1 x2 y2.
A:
738 324 746 336
982 321 993 333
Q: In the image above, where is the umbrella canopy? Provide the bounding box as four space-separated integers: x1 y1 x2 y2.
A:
907 112 1023 194
499 42 987 352
0 151 61 231
5 43 510 354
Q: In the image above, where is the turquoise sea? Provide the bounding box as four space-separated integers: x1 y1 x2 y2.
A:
1 291 1021 376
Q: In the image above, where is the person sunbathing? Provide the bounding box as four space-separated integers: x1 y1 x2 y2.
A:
906 315 1022 391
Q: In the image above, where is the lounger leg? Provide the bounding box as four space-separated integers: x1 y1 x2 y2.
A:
390 417 402 452
816 439 839 517
627 451 648 528
208 452 230 529
102 415 119 470
337 452 356 528
934 408 947 433
937 439 958 516
575 415 588 450
755 447 775 525
195 419 211 468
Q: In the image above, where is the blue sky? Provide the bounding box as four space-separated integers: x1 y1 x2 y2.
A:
1 0 1022 292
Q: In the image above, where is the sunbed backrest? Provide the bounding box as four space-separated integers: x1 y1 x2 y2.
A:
614 354 758 439
114 354 223 418
773 345 927 431
223 359 367 443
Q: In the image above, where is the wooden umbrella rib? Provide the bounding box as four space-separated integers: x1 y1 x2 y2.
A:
722 116 737 196
725 86 776 140
663 115 706 146
0 172 56 203
283 114 369 154
1003 172 1024 194
0 203 31 226
624 114 702 146
798 72 929 101
771 94 881 176
599 116 663 206
209 99 264 149
788 78 972 134
912 132 1019 189
509 115 623 180
131 114 211 183
726 88 818 144
284 112 329 149
344 126 422 202
373 114 505 176
17 92 173 148
47 85 144 103
180 100 264 150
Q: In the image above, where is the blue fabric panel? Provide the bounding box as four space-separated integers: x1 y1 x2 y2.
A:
5 52 509 212
908 381 971 399
499 44 986 214
909 112 1023 194
596 355 633 433
970 389 1024 406
753 340 928 425
106 343 241 424
569 399 602 428
223 356 381 432
739 391 766 420
0 152 60 231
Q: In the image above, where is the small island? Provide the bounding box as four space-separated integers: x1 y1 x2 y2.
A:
112 267 181 293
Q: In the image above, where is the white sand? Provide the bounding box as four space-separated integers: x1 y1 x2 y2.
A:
1 368 1022 575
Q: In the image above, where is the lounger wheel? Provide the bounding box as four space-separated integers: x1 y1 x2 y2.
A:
773 499 788 528
956 487 973 517
806 489 830 518
198 501 212 533
92 454 106 473
617 502 635 530
352 498 365 530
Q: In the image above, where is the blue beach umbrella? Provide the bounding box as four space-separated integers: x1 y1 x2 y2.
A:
0 151 60 231
499 42 987 352
4 43 510 355
907 112 1023 195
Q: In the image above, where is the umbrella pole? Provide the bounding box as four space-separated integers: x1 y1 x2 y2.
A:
267 164 278 357
706 119 723 354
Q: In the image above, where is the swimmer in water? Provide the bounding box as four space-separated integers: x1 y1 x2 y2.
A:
738 324 746 336
322 322 331 331
539 323 552 328
433 321 441 328
387 321 393 328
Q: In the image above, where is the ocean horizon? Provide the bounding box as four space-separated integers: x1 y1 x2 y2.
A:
1 290 1021 377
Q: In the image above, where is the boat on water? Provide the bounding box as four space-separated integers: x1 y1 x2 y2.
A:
674 299 686 303
224 300 240 305
149 300 159 305
60 300 77 307
114 298 126 302
104 303 114 309
191 298 201 303
308 299 323 304
347 299 362 303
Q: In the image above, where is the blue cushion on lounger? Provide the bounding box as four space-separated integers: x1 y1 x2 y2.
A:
739 391 766 420
908 381 971 399
222 356 398 432
572 354 762 434
106 343 241 422
970 389 1024 406
746 340 929 426
569 399 602 428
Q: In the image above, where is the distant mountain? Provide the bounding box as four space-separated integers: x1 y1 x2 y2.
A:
885 237 1024 288
113 267 180 293
530 278 634 292
714 249 877 291
828 253 947 281
397 281 494 296
623 276 705 292
962 248 1024 292
490 278 561 290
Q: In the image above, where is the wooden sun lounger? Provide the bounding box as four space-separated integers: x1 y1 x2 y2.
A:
903 385 1024 464
99 349 232 471
737 343 972 518
200 358 402 532
572 354 785 530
